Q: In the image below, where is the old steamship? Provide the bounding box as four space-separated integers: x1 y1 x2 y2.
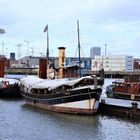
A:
20 47 103 114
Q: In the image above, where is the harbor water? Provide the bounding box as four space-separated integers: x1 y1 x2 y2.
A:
0 77 140 140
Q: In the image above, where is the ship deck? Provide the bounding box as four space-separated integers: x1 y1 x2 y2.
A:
98 97 140 119
100 97 140 108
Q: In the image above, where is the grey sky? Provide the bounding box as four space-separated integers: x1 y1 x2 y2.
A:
0 0 140 58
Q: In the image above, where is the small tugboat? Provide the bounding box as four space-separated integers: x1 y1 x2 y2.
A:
0 58 21 98
0 78 21 98
106 75 140 101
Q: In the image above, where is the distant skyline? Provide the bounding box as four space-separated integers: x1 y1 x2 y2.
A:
1 0 140 59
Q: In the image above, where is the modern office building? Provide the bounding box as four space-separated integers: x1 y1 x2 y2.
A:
91 55 134 72
90 47 101 58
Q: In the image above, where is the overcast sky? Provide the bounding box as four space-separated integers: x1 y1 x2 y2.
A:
0 0 140 59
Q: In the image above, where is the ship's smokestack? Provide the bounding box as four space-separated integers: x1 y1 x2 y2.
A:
0 58 5 77
39 58 47 79
58 47 65 78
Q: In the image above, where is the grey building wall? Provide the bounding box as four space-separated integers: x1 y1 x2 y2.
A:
19 56 91 74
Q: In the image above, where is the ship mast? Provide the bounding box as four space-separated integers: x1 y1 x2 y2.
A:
77 20 81 77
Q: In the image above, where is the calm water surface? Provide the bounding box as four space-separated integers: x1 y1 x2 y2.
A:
0 78 140 140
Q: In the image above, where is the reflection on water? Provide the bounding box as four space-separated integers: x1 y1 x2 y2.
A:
22 104 101 140
0 78 140 140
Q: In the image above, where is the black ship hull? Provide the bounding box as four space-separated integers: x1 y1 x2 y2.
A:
21 87 102 114
0 86 22 98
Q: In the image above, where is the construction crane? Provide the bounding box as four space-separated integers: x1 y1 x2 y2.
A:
24 40 34 56
0 42 4 55
0 41 12 56
30 47 35 56
16 44 22 60
24 40 30 56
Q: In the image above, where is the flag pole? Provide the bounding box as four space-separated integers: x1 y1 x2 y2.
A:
77 20 81 78
46 25 49 61
43 24 49 79
46 25 49 80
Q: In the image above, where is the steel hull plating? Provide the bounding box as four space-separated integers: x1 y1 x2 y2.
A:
107 91 140 101
106 85 140 101
21 88 102 114
0 86 21 98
